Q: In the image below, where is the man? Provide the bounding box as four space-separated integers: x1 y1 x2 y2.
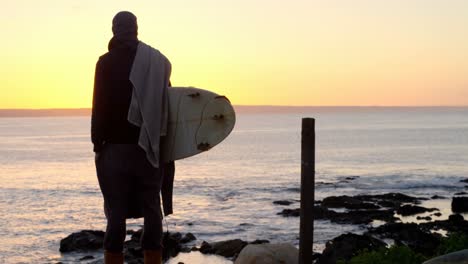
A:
91 11 173 264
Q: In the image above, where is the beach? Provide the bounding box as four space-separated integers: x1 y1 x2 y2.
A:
1 107 468 263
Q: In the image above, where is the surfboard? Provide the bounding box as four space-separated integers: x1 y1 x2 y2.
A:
160 87 236 162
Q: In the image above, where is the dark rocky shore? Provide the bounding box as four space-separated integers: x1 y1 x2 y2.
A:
57 178 468 263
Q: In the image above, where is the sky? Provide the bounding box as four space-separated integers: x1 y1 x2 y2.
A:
1 0 468 108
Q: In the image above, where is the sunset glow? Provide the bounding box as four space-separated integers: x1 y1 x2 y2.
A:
1 0 468 108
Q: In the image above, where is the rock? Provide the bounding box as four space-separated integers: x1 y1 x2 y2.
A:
180 233 196 244
345 176 360 181
367 223 441 256
433 212 442 217
79 255 95 260
421 214 468 234
452 197 468 213
273 200 294 206
455 192 468 196
234 243 298 264
278 206 397 225
200 239 248 258
357 193 423 203
162 232 183 261
449 214 464 222
431 195 446 199
460 179 468 183
423 249 468 264
277 208 300 217
59 230 105 252
396 205 438 216
249 239 270 245
317 233 386 264
321 196 380 210
417 216 432 221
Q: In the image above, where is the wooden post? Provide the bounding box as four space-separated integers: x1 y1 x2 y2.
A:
299 118 315 264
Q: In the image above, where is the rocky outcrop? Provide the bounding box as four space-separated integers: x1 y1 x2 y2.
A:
273 200 294 206
321 196 380 210
366 223 441 256
59 230 105 252
60 229 196 263
199 239 248 258
396 205 438 216
316 233 386 264
452 197 468 213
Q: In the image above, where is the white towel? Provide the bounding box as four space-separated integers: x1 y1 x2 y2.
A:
128 41 171 168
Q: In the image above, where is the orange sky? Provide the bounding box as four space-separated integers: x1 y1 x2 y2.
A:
1 0 468 108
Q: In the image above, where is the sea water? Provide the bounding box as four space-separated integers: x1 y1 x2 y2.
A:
1 107 467 263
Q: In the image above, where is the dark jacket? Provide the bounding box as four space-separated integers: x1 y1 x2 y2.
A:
91 41 140 152
91 40 175 217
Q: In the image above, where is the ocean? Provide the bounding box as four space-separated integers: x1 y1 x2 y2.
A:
1 107 467 263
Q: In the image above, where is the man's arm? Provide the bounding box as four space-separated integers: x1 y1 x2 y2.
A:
91 59 105 153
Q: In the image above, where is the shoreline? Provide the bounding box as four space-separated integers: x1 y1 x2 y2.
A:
55 177 468 263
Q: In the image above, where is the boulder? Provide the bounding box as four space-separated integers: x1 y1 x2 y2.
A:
367 223 441 256
321 196 380 210
200 239 248 258
234 243 298 264
452 197 468 213
273 200 294 206
317 233 386 264
423 249 468 264
396 205 438 216
278 206 397 225
180 232 197 244
59 230 105 252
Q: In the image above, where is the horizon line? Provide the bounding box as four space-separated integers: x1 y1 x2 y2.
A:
1 104 468 111
0 105 467 117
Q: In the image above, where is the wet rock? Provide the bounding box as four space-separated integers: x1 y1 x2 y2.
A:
249 239 269 244
277 208 300 217
452 197 468 213
200 239 248 258
273 200 294 206
367 223 441 256
455 192 468 196
433 212 442 217
460 179 468 183
278 206 397 225
321 196 380 210
449 214 464 222
345 176 360 181
396 205 438 216
162 232 183 261
59 230 105 252
417 216 432 221
431 195 446 199
332 209 397 225
180 233 196 244
420 214 468 235
79 255 95 261
317 233 386 264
